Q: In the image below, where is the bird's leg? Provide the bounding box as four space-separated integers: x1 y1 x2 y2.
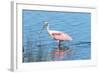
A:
58 40 61 56
57 40 59 49
57 40 61 50
57 40 62 57
58 40 61 50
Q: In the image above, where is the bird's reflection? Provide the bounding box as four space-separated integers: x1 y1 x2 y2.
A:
50 47 72 60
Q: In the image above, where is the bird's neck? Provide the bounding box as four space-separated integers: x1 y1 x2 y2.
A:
47 24 50 32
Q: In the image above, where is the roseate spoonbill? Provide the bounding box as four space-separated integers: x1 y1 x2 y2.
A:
43 21 72 50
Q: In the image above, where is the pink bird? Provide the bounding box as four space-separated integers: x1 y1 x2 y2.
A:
43 22 72 50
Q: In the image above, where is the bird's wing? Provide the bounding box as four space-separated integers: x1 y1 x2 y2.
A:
48 30 72 41
48 30 63 38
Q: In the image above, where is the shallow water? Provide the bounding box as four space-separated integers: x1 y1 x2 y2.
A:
22 10 91 62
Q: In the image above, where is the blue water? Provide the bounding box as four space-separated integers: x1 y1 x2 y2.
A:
22 10 91 62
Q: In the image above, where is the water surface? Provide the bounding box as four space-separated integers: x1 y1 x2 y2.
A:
22 10 91 62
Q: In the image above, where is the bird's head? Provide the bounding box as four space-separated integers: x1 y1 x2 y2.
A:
41 21 49 29
43 21 48 27
39 21 49 33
